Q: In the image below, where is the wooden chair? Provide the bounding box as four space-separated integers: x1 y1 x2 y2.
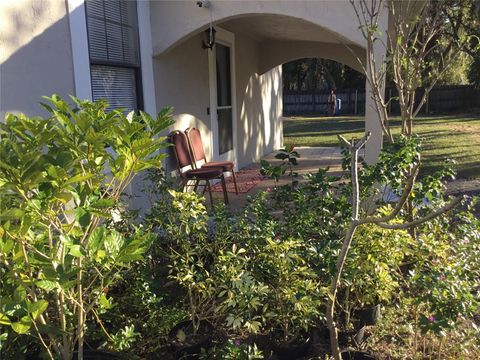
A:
185 127 239 195
169 130 229 206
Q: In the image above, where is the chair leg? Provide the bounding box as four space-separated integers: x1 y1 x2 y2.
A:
221 175 229 205
193 181 199 193
231 170 239 195
206 180 214 208
180 178 187 192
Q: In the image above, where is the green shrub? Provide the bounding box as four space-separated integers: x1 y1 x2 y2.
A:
0 95 173 359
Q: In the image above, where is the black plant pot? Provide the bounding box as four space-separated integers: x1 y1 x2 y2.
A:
271 333 311 360
341 350 377 360
169 320 214 359
339 325 366 347
353 304 381 326
81 350 125 360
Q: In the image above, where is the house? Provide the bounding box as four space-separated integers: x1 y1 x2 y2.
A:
0 0 387 177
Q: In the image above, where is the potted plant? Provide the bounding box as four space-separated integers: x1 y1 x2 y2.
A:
261 144 300 188
343 225 412 327
256 237 322 360
163 190 217 356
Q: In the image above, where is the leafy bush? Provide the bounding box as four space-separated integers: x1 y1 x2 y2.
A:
343 224 412 309
0 95 173 359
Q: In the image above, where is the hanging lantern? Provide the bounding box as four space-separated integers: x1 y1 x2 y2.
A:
203 26 216 50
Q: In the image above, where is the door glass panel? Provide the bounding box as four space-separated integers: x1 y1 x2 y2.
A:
216 44 233 154
218 108 233 154
216 44 231 106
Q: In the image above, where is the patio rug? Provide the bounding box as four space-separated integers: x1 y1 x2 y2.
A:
211 167 265 193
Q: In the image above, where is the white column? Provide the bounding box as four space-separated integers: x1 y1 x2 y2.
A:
67 0 92 100
364 37 387 164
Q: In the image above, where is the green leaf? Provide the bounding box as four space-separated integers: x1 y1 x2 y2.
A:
0 208 24 220
69 244 84 258
90 199 115 209
11 316 31 334
99 293 112 310
176 329 186 343
36 280 59 292
88 227 106 254
75 208 91 228
0 313 11 325
0 238 14 254
64 173 95 185
13 286 26 302
27 300 49 319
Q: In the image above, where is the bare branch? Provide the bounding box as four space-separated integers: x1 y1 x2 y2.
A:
377 196 464 230
360 162 420 224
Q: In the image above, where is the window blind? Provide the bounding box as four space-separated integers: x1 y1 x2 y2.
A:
85 0 141 111
91 65 137 111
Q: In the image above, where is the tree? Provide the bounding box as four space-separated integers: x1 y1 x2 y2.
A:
282 59 365 91
325 134 463 360
349 0 479 140
324 1 479 359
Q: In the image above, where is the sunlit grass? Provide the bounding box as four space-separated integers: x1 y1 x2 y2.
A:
284 114 480 179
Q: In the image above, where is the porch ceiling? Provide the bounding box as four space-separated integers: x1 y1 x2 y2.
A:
219 15 355 45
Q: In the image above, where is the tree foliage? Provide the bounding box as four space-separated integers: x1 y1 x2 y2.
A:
0 96 174 359
283 58 365 91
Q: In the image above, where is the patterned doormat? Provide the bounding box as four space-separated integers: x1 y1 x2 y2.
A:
211 167 265 193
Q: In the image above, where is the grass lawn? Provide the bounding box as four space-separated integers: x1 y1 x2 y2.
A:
283 114 480 179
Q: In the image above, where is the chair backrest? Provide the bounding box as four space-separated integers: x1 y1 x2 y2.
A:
185 127 207 163
169 130 194 171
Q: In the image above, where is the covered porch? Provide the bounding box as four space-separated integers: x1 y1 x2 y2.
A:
149 1 387 179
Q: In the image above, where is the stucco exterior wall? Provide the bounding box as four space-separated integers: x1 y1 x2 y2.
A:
236 32 283 165
149 0 388 163
152 33 212 172
0 0 75 119
150 1 366 55
154 29 283 170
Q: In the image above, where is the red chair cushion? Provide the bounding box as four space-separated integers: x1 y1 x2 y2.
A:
170 131 193 168
184 167 223 180
201 161 234 172
187 128 207 162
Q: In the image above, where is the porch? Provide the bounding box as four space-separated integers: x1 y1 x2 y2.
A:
211 146 345 210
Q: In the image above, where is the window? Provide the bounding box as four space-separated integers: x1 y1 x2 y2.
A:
85 0 142 110
216 44 233 154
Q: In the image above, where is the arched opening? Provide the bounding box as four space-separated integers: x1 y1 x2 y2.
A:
281 58 367 151
151 9 383 170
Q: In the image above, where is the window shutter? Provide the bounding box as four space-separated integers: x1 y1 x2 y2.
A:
86 0 139 65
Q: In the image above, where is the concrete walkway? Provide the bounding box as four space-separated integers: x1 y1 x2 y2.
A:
211 146 345 210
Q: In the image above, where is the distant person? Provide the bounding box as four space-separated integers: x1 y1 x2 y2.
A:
328 89 336 116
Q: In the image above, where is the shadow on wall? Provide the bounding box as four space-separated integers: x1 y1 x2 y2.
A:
0 0 75 119
240 66 282 165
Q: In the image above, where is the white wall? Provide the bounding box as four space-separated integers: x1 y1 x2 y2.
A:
153 30 283 170
150 1 366 55
152 33 212 172
0 0 75 118
235 32 283 165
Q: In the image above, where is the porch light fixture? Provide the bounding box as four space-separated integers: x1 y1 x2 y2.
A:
203 25 216 50
197 0 215 49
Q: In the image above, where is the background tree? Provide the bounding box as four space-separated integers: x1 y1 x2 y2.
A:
283 59 365 91
350 0 479 140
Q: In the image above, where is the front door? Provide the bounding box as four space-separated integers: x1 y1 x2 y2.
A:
208 28 237 165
